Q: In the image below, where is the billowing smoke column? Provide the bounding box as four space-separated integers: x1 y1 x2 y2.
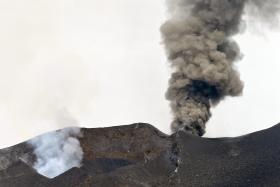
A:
161 0 280 136
29 127 83 178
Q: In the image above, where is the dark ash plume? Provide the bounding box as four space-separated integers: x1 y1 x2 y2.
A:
161 0 279 136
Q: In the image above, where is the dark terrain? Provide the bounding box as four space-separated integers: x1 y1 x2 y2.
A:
1 123 280 187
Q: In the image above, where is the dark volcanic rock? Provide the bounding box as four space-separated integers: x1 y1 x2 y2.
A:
1 123 280 186
0 160 48 186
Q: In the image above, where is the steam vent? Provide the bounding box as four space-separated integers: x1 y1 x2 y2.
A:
1 123 280 186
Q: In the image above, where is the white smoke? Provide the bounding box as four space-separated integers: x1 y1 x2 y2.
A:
28 109 83 178
29 127 83 178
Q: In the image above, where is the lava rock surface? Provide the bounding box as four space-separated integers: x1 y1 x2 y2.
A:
1 123 280 187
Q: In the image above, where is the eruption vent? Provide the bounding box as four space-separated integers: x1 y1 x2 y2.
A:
161 0 280 136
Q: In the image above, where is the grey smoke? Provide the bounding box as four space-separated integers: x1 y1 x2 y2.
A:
161 0 280 136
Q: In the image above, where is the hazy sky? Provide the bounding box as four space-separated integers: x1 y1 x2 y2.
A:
0 0 280 148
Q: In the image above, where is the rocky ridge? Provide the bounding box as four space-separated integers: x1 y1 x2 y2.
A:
1 123 280 186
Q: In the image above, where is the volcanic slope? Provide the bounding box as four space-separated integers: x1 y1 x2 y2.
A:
1 123 280 186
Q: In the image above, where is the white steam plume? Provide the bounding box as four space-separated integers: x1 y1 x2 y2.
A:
28 110 83 178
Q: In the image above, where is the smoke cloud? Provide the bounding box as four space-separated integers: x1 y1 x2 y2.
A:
28 112 83 178
161 0 280 136
29 127 83 178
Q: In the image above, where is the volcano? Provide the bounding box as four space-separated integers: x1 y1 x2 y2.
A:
1 123 280 186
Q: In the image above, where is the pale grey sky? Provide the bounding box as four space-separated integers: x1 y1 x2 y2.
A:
0 0 280 148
